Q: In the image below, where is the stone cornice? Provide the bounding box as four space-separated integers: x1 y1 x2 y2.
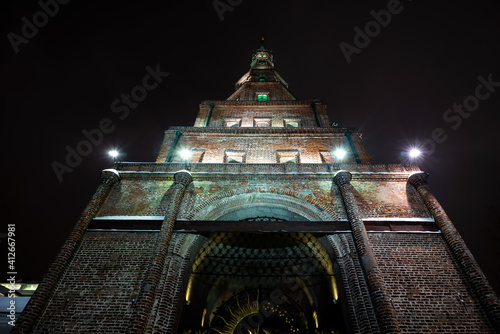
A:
111 163 421 181
200 99 325 106
167 126 359 135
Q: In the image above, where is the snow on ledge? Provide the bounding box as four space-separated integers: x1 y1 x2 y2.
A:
362 217 435 222
94 216 164 220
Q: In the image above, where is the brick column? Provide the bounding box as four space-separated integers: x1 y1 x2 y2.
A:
12 169 120 334
408 172 500 331
130 170 192 334
334 171 401 334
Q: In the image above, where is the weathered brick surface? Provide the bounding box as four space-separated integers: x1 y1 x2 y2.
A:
226 81 296 101
145 233 202 333
369 233 491 333
96 168 430 223
129 171 192 334
33 231 157 333
409 172 500 331
195 102 325 128
334 171 401 333
351 179 431 219
158 128 361 164
323 234 380 334
97 179 175 217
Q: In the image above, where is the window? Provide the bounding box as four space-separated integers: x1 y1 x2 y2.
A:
277 151 299 163
257 94 268 101
224 118 242 127
224 150 246 163
254 118 271 127
284 119 300 127
258 75 267 82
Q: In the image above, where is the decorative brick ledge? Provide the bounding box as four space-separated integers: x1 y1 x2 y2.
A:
168 126 359 135
87 218 439 233
113 162 421 178
200 99 325 106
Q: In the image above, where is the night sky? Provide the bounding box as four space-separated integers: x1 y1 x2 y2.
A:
2 0 499 296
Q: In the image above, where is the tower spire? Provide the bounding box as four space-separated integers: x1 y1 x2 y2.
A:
259 36 265 50
228 38 295 100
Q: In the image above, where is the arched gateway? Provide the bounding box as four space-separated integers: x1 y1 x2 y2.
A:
177 192 347 333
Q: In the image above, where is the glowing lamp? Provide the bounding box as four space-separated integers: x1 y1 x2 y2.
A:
409 148 422 158
180 149 193 161
334 148 346 160
108 150 119 158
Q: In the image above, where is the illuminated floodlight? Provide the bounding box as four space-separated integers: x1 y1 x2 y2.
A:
180 149 193 161
334 148 347 160
408 148 422 158
108 150 119 158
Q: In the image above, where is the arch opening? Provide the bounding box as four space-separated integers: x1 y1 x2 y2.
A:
178 233 346 334
190 192 335 222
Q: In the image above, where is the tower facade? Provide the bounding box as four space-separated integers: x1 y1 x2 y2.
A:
14 40 500 333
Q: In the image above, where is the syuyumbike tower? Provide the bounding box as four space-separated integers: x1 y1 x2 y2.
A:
14 39 500 333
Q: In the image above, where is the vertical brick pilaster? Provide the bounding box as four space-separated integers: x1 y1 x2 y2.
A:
334 171 401 334
129 170 192 334
12 169 120 334
408 172 500 332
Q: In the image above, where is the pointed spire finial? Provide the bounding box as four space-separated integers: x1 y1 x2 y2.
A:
259 36 266 50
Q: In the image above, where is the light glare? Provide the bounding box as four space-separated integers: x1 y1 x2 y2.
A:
180 149 192 160
109 150 119 158
409 149 421 158
334 148 346 160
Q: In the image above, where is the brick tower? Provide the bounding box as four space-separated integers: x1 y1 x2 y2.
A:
14 39 500 334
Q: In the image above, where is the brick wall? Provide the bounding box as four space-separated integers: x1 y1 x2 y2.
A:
97 179 174 217
204 104 320 127
226 81 296 101
169 132 355 164
351 180 431 219
193 101 330 128
156 128 364 164
34 231 157 333
369 233 491 333
95 168 430 223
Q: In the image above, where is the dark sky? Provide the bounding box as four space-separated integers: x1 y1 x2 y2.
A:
2 0 499 296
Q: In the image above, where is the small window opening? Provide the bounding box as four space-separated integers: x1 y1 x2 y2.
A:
284 119 299 127
224 151 246 163
277 151 299 163
224 118 241 127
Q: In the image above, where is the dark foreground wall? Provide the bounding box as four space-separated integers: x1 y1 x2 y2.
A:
33 232 157 333
370 232 491 333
